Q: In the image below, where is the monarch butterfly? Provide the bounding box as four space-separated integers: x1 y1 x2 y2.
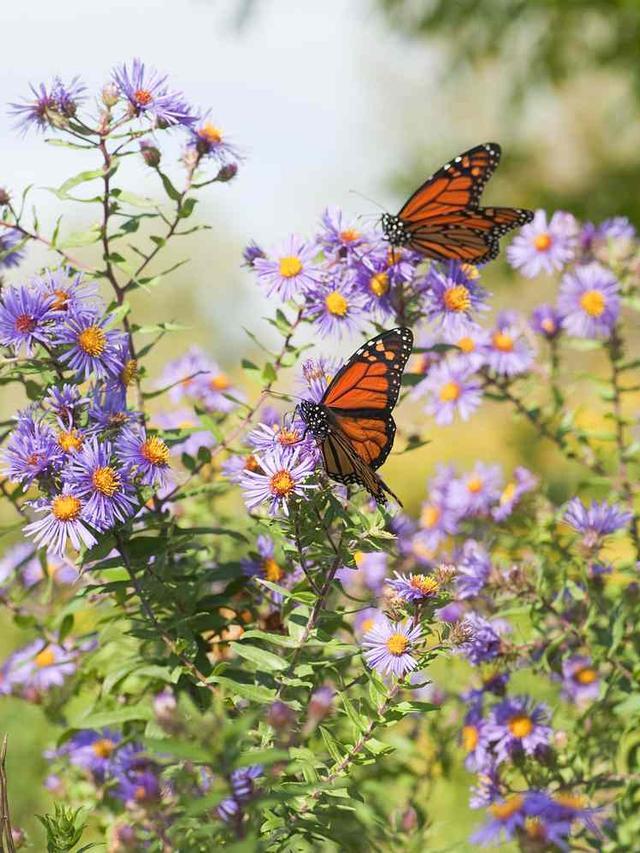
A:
298 327 413 505
381 142 534 264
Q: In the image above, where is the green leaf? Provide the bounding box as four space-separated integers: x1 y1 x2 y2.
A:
179 197 198 218
157 170 182 201
229 641 289 671
319 726 343 763
72 705 152 728
209 675 277 704
51 159 119 200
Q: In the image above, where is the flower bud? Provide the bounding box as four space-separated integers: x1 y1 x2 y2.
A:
11 828 26 849
216 162 238 183
450 620 473 646
153 688 179 732
400 806 418 832
306 686 334 725
108 823 137 852
267 700 295 731
0 187 10 206
140 140 161 168
101 83 120 108
435 562 456 585
553 729 568 749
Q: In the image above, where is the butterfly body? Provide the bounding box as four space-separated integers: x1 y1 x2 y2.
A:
299 327 413 505
381 142 533 264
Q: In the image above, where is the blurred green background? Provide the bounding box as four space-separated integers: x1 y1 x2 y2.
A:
1 0 639 847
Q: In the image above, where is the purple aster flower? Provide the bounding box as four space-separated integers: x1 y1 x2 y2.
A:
221 451 263 483
319 207 371 261
581 216 636 261
57 729 121 782
230 765 263 802
65 438 137 530
469 766 501 810
158 346 217 403
241 535 285 585
442 323 491 371
449 463 503 517
485 311 535 377
2 640 77 696
0 542 39 588
530 304 562 340
414 361 483 425
0 285 55 354
415 464 460 550
189 114 239 162
115 426 171 488
239 446 316 516
484 695 552 764
353 607 380 635
112 58 197 127
506 210 578 277
337 550 388 594
33 268 101 317
352 248 398 319
492 466 538 521
564 497 631 547
112 748 161 805
538 791 602 839
191 367 243 414
55 310 126 380
305 274 367 338
387 571 439 602
154 408 216 458
461 705 490 772
23 488 97 556
217 797 240 823
43 384 85 422
457 613 502 665
362 615 422 678
436 601 464 623
87 384 140 432
242 240 266 267
298 356 341 403
21 550 79 587
557 262 620 339
247 416 315 462
425 261 489 335
10 77 85 132
471 793 527 845
0 227 26 268
253 235 322 300
306 685 335 727
1 410 63 488
560 656 600 705
455 539 491 600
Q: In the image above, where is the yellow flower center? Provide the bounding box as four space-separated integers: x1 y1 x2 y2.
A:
462 724 479 751
410 574 439 596
541 317 556 334
575 666 598 685
199 122 222 144
467 476 483 494
360 617 375 633
457 336 475 353
386 632 409 656
52 494 82 522
91 466 120 496
500 482 517 505
78 325 106 356
439 381 461 402
443 284 471 313
269 469 295 497
339 228 360 242
580 289 605 317
524 817 547 840
421 504 441 529
263 557 284 582
277 428 301 446
369 272 389 297
134 88 153 106
16 314 36 333
508 713 533 738
58 429 83 453
34 647 55 668
553 792 586 810
492 331 514 352
51 288 70 310
141 437 170 466
325 290 349 317
134 785 148 801
205 371 230 392
92 738 115 759
244 454 260 472
533 233 552 251
121 359 138 386
278 256 303 278
489 794 524 820
460 263 479 280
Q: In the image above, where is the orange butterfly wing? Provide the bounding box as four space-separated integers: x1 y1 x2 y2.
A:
320 430 401 505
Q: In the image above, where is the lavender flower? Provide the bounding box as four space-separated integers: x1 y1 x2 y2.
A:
24 489 97 556
0 228 25 268
484 695 552 764
442 324 491 371
1 411 62 488
241 535 285 585
2 640 77 696
449 463 503 517
557 262 620 339
21 550 79 587
485 312 534 377
189 114 239 161
33 268 100 316
56 729 121 782
457 613 501 665
560 656 600 705
111 746 161 804
564 497 631 546
65 439 137 530
455 540 491 600
55 311 126 380
87 384 140 432
253 235 322 300
0 285 54 354
319 207 370 260
362 615 422 677
415 361 483 425
506 210 577 277
112 58 196 127
10 77 85 132
530 303 562 339
387 571 439 602
239 446 316 516
461 706 490 772
115 426 171 487
305 276 367 338
425 261 489 335
230 765 263 802
470 794 527 845
299 356 341 403
43 384 85 421
492 467 537 521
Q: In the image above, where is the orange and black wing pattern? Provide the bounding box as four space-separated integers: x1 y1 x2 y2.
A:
320 428 401 505
382 143 533 264
322 326 413 473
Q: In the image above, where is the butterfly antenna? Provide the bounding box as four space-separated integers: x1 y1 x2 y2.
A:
349 189 387 213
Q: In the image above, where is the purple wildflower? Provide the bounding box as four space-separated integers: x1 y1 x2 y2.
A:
462 705 490 772
153 408 215 458
24 488 97 556
2 640 77 696
0 228 25 268
353 248 397 319
43 384 85 422
457 613 502 665
560 656 600 705
21 550 79 587
112 58 196 127
298 356 341 403
449 463 503 517
10 77 85 132
87 384 140 432
57 729 121 782
0 285 54 354
471 793 527 845
253 235 322 300
442 323 491 371
34 269 100 317
484 695 552 764
362 615 422 678
241 535 285 585
115 426 171 487
65 438 137 531
305 275 367 338
239 446 316 516
425 262 489 335
506 210 578 277
455 539 491 600
564 497 631 546
242 240 265 267
319 207 370 260
189 114 239 161
230 765 263 802
112 747 161 804
55 310 126 380
492 467 538 521
485 311 534 377
558 262 620 339
1 411 62 488
530 304 562 339
414 361 483 425
387 571 440 602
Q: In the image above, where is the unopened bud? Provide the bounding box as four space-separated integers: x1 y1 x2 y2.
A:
553 729 568 750
307 686 334 725
0 187 10 206
242 240 266 267
153 688 179 731
101 83 120 108
140 140 161 168
11 828 26 849
400 806 418 832
435 562 456 585
109 823 137 852
267 700 295 731
216 162 238 183
450 620 473 647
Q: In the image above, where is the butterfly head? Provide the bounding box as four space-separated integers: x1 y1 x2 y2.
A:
298 399 330 440
380 213 409 247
